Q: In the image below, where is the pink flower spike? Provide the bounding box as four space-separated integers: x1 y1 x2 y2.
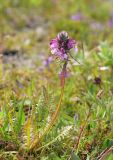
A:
50 31 77 61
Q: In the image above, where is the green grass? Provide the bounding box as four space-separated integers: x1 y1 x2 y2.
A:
0 0 113 159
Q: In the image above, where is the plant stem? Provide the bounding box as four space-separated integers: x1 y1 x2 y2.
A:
68 111 90 160
97 146 113 160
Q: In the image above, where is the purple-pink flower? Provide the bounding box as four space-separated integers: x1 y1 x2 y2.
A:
109 12 113 28
71 12 84 21
43 56 53 67
50 31 77 60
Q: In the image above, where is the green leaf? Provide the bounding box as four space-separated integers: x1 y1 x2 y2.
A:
14 101 25 133
105 154 113 160
0 111 4 118
103 139 113 148
71 153 80 160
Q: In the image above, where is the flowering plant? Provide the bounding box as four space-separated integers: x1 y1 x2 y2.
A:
50 31 77 86
29 31 78 152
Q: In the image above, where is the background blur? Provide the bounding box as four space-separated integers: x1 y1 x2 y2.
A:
1 1 113 159
0 0 113 60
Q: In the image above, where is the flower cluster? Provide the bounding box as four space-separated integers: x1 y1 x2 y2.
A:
50 31 77 60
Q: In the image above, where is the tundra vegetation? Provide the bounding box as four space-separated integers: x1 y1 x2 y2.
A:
0 0 113 159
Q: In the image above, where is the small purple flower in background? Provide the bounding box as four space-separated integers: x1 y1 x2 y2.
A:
71 12 84 21
43 56 53 67
50 31 77 61
90 21 104 31
74 113 79 122
109 12 113 28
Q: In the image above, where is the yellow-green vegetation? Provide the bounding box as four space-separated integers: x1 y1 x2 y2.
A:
0 0 113 160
